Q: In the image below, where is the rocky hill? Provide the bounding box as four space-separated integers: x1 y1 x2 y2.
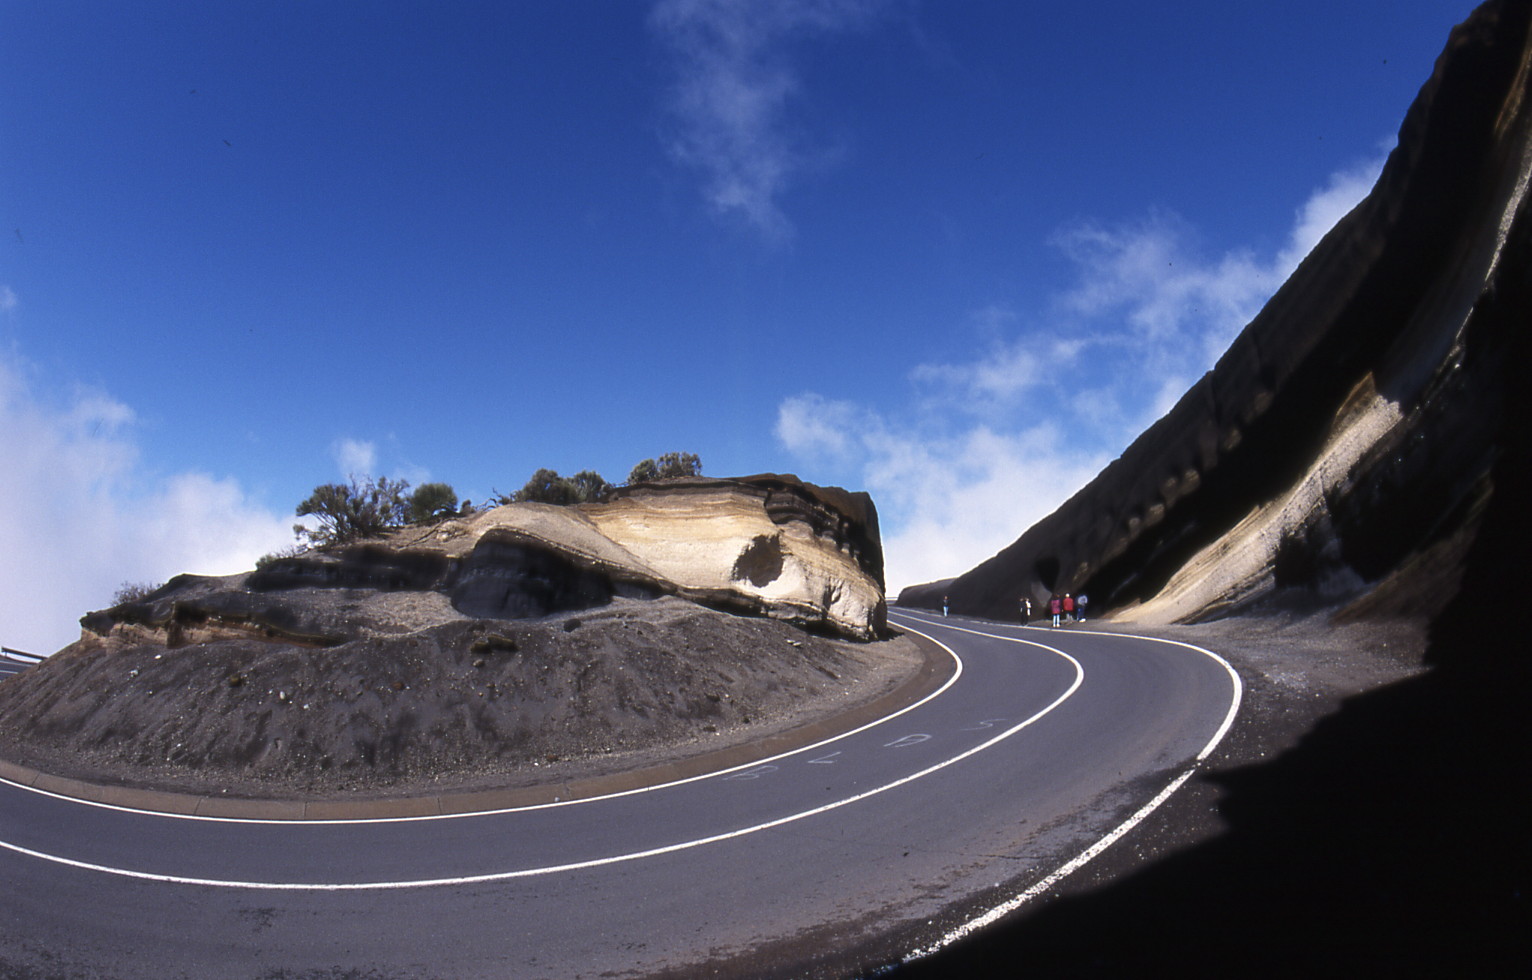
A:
900 0 1532 627
0 474 911 799
85 472 886 648
894 6 1530 973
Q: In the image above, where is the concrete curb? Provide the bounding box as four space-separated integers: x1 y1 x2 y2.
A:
0 632 954 821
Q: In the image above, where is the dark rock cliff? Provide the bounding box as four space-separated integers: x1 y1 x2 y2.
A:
901 0 1532 624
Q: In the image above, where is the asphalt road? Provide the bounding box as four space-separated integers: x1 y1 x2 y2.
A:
0 612 1239 978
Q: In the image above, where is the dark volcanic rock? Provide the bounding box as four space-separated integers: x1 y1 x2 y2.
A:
447 530 642 619
0 598 920 799
902 0 1532 625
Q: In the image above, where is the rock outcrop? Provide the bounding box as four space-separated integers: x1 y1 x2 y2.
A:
901 0 1532 625
86 473 886 646
0 475 901 798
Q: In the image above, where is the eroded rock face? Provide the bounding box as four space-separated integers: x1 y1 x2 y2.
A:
590 475 886 639
3 478 893 796
901 0 1532 624
82 474 886 647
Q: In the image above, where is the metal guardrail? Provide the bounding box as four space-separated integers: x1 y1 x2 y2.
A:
1 646 44 664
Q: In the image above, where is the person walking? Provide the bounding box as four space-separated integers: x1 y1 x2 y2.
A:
1077 593 1088 622
942 595 949 617
1050 595 1061 628
1021 596 1032 622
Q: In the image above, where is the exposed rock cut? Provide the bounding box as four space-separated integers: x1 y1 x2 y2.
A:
901 0 1532 625
109 473 886 646
0 475 905 798
588 475 886 639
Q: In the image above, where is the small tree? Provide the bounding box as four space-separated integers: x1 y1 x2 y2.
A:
295 476 411 547
568 469 610 504
628 452 701 483
513 468 578 505
408 482 459 524
627 458 659 483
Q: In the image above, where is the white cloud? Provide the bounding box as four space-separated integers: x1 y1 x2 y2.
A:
0 285 17 313
776 153 1387 594
773 392 867 459
1054 210 1283 370
332 438 377 479
0 354 295 656
1278 153 1388 270
650 0 892 239
776 394 1107 592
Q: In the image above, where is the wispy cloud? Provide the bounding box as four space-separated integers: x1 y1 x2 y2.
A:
650 0 892 240
0 351 295 655
777 153 1387 593
332 438 378 479
1279 154 1387 267
777 393 1109 592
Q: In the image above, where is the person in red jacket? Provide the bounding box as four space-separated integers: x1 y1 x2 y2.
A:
1063 593 1076 622
1050 595 1062 628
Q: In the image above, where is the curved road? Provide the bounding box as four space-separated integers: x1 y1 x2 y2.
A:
0 612 1239 978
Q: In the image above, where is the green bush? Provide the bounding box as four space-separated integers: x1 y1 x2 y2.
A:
494 452 701 508
408 482 459 524
295 476 411 547
568 469 611 504
513 468 579 505
628 452 701 484
505 468 612 505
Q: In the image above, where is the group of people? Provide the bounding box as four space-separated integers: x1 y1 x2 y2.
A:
1020 593 1086 627
1055 593 1086 626
941 592 1089 626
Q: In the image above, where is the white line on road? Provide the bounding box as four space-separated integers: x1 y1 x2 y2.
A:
0 632 968 826
893 613 1244 962
1 628 1086 890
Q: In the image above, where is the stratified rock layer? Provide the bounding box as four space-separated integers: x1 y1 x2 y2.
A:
902 0 1532 624
0 476 899 796
86 473 886 646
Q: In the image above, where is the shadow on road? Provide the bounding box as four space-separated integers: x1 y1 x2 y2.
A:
895 299 1531 979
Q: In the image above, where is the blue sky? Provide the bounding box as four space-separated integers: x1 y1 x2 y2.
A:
1 0 1481 653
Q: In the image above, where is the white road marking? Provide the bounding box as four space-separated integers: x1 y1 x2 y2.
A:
722 765 779 781
894 614 1244 962
0 625 1087 890
0 633 966 826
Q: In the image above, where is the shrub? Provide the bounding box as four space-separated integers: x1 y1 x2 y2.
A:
112 581 162 606
628 452 701 484
568 469 610 504
255 543 308 571
295 476 411 547
408 482 459 524
513 468 579 505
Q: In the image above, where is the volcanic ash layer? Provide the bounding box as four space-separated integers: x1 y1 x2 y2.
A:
0 474 916 799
